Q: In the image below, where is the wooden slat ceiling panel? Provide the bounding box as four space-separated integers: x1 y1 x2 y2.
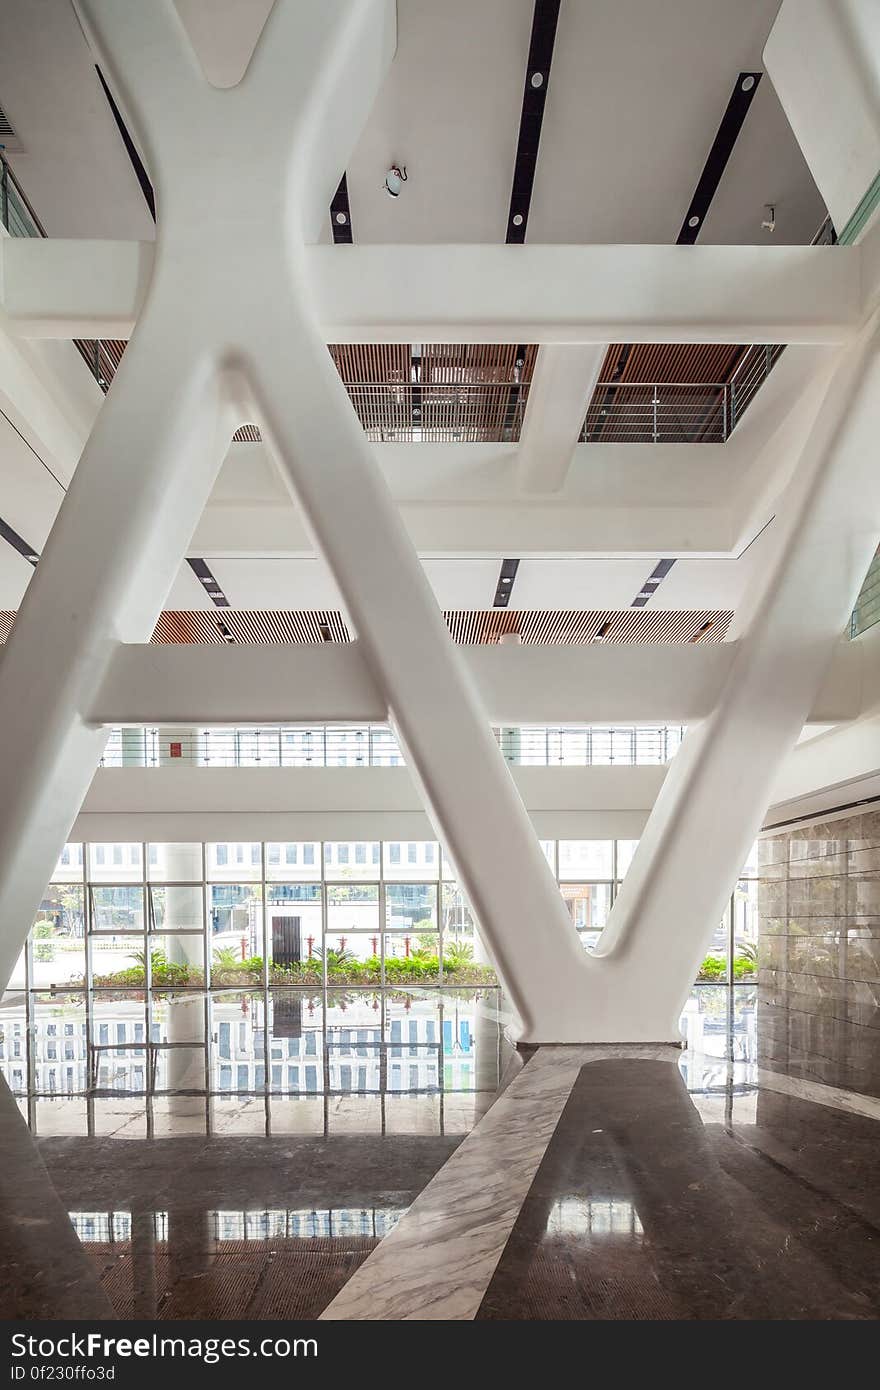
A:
71 343 536 443
151 610 352 645
598 343 745 385
443 610 731 644
0 609 732 646
331 343 412 440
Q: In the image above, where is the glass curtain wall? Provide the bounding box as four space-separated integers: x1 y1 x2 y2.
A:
11 836 758 995
1 837 760 1136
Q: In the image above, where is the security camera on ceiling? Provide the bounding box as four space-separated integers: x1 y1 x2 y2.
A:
383 164 407 198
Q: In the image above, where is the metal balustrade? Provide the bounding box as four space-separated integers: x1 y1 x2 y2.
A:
0 150 45 238
99 724 686 769
344 380 531 442
582 346 784 444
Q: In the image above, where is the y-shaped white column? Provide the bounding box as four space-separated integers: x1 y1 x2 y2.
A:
3 0 875 1043
0 0 590 1038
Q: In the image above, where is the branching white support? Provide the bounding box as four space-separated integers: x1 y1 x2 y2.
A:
517 345 606 493
0 0 589 1040
0 0 878 1043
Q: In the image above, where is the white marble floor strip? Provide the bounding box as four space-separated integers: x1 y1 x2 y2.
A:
320 1043 681 1322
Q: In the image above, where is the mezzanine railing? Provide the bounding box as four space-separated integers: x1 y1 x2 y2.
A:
99 724 686 769
582 346 785 444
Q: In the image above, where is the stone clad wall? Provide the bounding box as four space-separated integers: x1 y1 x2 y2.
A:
758 809 880 1096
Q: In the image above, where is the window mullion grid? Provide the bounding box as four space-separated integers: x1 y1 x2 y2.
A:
260 841 268 989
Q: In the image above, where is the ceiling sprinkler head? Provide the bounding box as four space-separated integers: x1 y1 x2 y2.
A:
384 164 407 198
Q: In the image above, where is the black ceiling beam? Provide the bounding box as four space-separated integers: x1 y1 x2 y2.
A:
506 0 562 243
0 516 39 567
631 558 675 607
96 66 155 222
677 72 762 244
187 557 230 608
494 558 521 608
330 173 353 243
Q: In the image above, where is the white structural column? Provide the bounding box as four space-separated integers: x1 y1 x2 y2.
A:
4 0 879 1044
516 345 606 493
597 319 880 1036
766 0 880 239
0 0 386 991
247 258 592 1042
0 0 593 1041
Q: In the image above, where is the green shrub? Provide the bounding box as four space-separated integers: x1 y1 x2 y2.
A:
697 954 727 981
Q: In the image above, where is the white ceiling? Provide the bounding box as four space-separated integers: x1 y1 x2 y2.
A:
342 0 824 246
0 0 154 239
0 0 824 245
156 538 776 618
0 0 829 628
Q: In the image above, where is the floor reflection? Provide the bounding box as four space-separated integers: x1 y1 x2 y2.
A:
8 981 858 1322
0 987 507 1138
0 987 510 1319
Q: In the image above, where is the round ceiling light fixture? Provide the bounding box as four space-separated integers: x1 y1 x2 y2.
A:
741 74 756 92
335 211 347 225
688 214 700 227
512 212 524 227
530 71 544 88
383 164 408 198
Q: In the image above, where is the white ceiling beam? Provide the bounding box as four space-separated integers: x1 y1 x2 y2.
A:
93 640 732 726
92 642 388 727
91 637 856 728
0 238 862 344
0 237 154 337
517 345 606 494
72 763 663 845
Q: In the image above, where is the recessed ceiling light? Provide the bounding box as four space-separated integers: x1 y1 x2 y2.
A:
27 554 39 563
741 75 755 92
530 72 544 88
688 214 700 228
335 211 347 225
502 577 512 584
512 213 523 227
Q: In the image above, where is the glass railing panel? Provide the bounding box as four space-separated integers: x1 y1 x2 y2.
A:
850 547 880 638
98 724 688 768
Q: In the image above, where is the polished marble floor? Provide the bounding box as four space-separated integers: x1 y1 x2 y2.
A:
0 987 511 1318
1 984 878 1320
477 1058 880 1319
